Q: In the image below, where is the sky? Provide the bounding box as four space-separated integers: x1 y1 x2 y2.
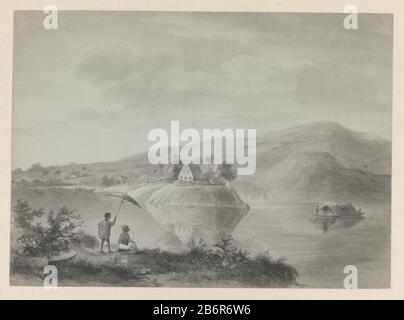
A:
11 12 393 169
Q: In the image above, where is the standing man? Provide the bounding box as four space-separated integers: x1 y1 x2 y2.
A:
98 212 116 253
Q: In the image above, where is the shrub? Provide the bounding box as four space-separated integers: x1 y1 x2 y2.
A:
213 235 250 269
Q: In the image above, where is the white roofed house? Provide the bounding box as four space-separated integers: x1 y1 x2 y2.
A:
177 164 202 182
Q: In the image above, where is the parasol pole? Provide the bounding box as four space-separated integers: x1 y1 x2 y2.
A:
114 199 125 221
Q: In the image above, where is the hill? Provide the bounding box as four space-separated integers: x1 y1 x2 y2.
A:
258 121 390 175
236 121 391 202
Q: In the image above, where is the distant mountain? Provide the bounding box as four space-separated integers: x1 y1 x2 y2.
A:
237 121 391 202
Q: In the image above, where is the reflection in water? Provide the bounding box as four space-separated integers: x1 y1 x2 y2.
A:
147 204 249 249
311 216 364 233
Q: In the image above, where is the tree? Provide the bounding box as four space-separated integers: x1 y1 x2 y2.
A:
14 199 44 230
218 162 238 186
44 206 82 256
12 168 24 175
70 169 81 177
101 175 115 187
168 160 183 180
200 164 219 183
27 163 44 173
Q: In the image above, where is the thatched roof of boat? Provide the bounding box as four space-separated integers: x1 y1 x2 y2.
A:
318 202 360 217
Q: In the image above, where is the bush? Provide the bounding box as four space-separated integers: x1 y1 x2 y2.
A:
13 199 82 257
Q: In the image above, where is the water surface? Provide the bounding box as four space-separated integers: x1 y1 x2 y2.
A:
12 188 390 288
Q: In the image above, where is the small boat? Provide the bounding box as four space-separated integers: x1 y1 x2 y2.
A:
313 202 365 219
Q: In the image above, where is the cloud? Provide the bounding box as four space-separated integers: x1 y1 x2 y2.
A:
74 43 228 111
75 44 138 86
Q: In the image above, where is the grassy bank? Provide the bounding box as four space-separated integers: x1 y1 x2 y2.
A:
10 237 299 288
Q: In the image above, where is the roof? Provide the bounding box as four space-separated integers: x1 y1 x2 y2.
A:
319 202 359 217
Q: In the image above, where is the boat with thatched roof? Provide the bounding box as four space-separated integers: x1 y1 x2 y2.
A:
314 202 365 218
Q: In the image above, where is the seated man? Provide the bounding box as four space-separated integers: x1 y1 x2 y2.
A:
118 225 138 252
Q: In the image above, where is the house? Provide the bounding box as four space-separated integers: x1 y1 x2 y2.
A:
178 164 202 181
